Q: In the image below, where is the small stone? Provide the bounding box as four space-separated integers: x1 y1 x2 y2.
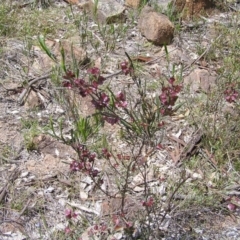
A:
138 6 174 45
55 106 65 114
82 176 93 185
79 191 88 200
162 195 167 201
38 191 44 196
194 228 203 234
24 90 41 109
133 173 144 184
131 31 137 37
58 198 67 207
95 201 102 214
112 232 123 239
55 148 59 157
158 184 166 195
192 172 203 179
10 110 20 114
20 171 29 178
207 181 213 187
44 186 55 193
29 175 36 180
134 186 144 192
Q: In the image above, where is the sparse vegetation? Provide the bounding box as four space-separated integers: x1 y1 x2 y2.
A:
0 0 239 239
22 119 41 151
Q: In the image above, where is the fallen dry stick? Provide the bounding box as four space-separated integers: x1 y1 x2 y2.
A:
18 72 51 105
0 168 20 203
175 129 203 166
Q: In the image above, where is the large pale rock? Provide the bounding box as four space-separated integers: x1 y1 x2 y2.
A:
64 0 79 3
125 0 172 10
125 0 144 8
33 134 77 158
62 0 126 23
25 154 68 177
184 68 216 93
64 0 90 9
173 0 216 18
138 6 174 45
126 0 171 9
89 0 126 23
155 0 172 11
32 36 88 73
57 38 88 66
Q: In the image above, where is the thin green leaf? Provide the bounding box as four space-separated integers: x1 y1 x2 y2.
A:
38 35 57 62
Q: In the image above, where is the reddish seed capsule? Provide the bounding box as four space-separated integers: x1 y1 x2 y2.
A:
227 203 237 211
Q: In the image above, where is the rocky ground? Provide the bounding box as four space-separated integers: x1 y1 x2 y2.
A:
0 0 240 239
